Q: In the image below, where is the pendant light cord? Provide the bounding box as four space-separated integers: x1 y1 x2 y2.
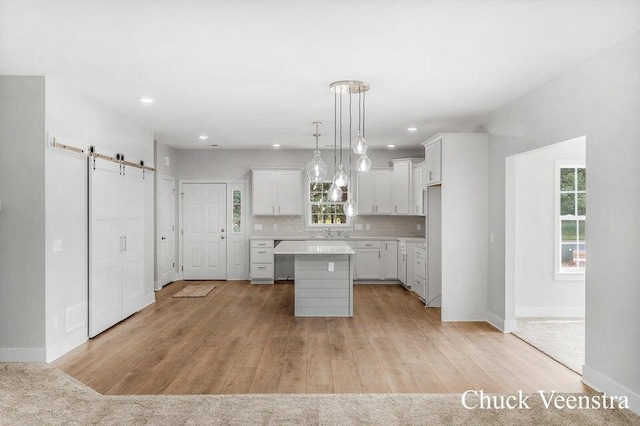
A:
349 91 352 179
362 90 366 139
334 91 337 174
339 89 343 165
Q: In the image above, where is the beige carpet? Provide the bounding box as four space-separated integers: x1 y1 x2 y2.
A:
514 318 585 375
1 364 638 425
172 284 216 298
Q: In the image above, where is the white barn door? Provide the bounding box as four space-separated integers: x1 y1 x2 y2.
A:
182 183 227 280
121 166 146 318
89 159 122 337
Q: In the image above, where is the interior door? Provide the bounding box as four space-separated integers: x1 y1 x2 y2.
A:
159 177 176 286
121 166 146 318
183 183 227 279
89 158 122 337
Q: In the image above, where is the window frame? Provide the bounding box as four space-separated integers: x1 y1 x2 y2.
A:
305 180 353 230
553 159 586 281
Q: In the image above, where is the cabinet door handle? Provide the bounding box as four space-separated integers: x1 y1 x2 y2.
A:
395 206 397 213
378 251 380 259
258 266 266 269
258 251 266 254
123 235 127 252
272 205 275 213
278 206 281 214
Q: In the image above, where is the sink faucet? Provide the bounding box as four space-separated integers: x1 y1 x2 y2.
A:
324 227 332 238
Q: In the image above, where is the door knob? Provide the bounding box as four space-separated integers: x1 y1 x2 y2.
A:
221 228 225 233
221 235 225 239
161 236 166 241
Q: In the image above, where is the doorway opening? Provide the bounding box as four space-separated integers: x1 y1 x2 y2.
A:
505 136 586 374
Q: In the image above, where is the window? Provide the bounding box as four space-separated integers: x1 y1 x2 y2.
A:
307 182 350 227
555 163 586 277
232 189 242 233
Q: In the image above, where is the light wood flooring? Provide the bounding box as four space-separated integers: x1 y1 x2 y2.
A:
54 280 590 395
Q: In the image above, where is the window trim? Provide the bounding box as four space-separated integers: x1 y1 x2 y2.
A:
305 180 353 230
553 159 586 281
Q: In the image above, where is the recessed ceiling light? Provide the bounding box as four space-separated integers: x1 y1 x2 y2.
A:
387 144 396 148
139 97 154 104
198 135 208 140
407 127 417 131
272 144 281 148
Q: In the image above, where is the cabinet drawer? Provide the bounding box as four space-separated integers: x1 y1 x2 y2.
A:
415 258 426 279
251 248 273 263
251 240 274 248
296 288 350 298
251 263 274 278
415 246 426 260
413 276 426 294
356 241 382 249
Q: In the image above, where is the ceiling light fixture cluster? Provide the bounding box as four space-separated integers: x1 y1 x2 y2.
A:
317 80 372 216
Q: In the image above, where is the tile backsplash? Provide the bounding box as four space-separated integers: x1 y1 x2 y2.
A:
252 215 425 237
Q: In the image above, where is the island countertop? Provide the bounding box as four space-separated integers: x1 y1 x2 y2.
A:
273 240 355 255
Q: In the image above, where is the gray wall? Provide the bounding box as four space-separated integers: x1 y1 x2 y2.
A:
175 148 424 181
470 32 640 407
0 76 46 360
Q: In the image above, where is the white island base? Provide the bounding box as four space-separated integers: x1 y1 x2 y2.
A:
273 241 355 317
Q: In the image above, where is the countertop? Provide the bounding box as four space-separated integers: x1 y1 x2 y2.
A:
273 240 356 255
251 235 425 243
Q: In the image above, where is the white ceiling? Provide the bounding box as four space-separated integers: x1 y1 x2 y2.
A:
1 1 639 150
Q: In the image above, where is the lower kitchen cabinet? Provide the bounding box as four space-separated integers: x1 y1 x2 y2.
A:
398 242 407 285
355 240 398 281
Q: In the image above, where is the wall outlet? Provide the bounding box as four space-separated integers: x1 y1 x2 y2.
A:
164 156 170 167
52 315 59 329
254 223 263 231
53 239 63 252
273 223 278 230
365 224 370 230
417 224 421 230
490 232 495 243
355 223 363 230
328 262 334 272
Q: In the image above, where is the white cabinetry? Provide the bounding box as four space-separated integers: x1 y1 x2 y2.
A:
357 168 392 214
354 240 398 281
412 162 425 215
355 241 382 279
425 139 442 186
250 239 274 284
383 241 398 279
413 245 426 301
398 242 407 285
391 160 411 215
251 169 302 215
421 133 488 320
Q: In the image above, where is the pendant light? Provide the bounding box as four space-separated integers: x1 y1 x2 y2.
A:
354 89 371 171
344 89 358 217
306 122 328 183
328 91 344 202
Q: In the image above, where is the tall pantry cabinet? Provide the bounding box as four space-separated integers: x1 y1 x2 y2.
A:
422 133 488 321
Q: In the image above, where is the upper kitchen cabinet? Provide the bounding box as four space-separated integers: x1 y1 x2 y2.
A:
357 168 392 215
412 161 426 215
424 138 442 185
251 169 302 215
390 158 423 215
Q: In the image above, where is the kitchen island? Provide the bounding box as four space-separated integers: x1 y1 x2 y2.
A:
273 240 355 317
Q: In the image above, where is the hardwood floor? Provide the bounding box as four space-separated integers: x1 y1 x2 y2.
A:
54 280 590 395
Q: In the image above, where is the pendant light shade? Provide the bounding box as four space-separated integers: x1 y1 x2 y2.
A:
344 195 358 217
306 122 328 183
352 131 368 155
334 163 349 187
306 150 328 183
356 153 372 172
328 182 343 202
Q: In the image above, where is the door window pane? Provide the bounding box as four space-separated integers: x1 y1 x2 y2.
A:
577 168 586 191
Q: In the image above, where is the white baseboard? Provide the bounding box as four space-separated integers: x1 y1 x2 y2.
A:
515 306 585 317
0 347 47 362
46 335 87 362
142 293 156 307
485 311 517 333
583 364 640 415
